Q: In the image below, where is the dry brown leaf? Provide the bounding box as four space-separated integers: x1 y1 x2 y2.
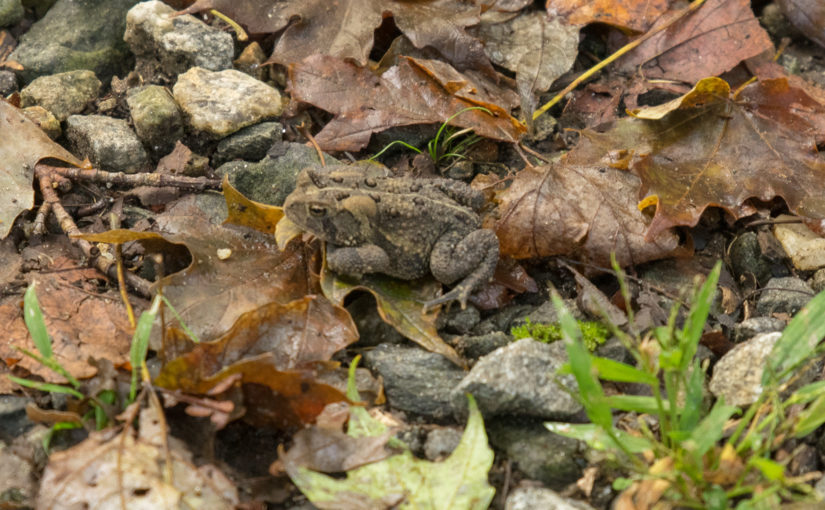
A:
613 0 773 85
0 260 133 383
495 164 682 269
546 0 669 32
181 0 494 74
288 55 526 152
569 77 825 239
473 11 579 116
778 0 825 48
0 100 83 239
37 405 238 509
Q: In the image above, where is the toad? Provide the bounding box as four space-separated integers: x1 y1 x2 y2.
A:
283 166 499 310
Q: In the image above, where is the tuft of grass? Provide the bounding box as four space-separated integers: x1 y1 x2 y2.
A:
511 317 608 351
369 107 490 169
546 257 825 508
8 283 161 449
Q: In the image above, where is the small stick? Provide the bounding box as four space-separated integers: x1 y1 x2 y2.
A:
39 164 222 191
36 165 152 297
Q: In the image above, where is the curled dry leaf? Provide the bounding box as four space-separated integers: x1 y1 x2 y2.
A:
154 296 357 430
320 267 464 367
288 55 525 152
495 164 682 269
571 77 825 239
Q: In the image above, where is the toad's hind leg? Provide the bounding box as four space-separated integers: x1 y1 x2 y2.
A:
425 229 499 310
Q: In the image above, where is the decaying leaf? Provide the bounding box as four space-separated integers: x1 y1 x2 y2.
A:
320 268 464 367
285 395 495 510
613 0 773 85
37 405 238 510
154 296 356 430
570 77 825 239
0 100 83 239
181 0 494 74
0 260 133 383
495 163 682 268
288 55 526 151
546 0 669 32
778 0 825 49
473 11 579 116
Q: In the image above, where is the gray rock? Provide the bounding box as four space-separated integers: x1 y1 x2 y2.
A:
215 141 330 206
0 442 35 507
65 115 149 173
126 84 183 154
756 277 814 317
730 316 786 344
0 0 23 27
9 0 138 84
729 232 779 287
472 303 534 336
489 420 583 489
709 332 781 407
0 395 32 442
437 305 481 335
453 331 510 360
452 338 583 420
0 70 17 95
594 336 633 365
124 1 233 79
423 427 462 460
19 70 101 121
212 122 283 166
362 344 465 420
173 67 283 138
506 487 595 510
810 268 825 293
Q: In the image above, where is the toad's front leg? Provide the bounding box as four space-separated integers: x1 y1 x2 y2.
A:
326 244 391 279
425 229 499 310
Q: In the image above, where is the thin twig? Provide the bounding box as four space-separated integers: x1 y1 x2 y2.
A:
36 165 152 297
39 163 222 191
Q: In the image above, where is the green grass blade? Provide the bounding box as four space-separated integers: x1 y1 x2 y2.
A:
591 356 658 385
546 422 653 453
678 262 721 372
23 282 52 359
765 289 825 384
603 394 667 414
678 360 706 432
130 295 161 402
8 376 84 399
792 391 825 438
552 291 612 428
685 398 738 458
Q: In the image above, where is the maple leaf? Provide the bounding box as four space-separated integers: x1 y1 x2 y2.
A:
289 55 525 151
494 163 682 268
568 77 825 240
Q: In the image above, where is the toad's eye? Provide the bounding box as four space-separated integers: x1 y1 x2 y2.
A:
309 205 327 217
